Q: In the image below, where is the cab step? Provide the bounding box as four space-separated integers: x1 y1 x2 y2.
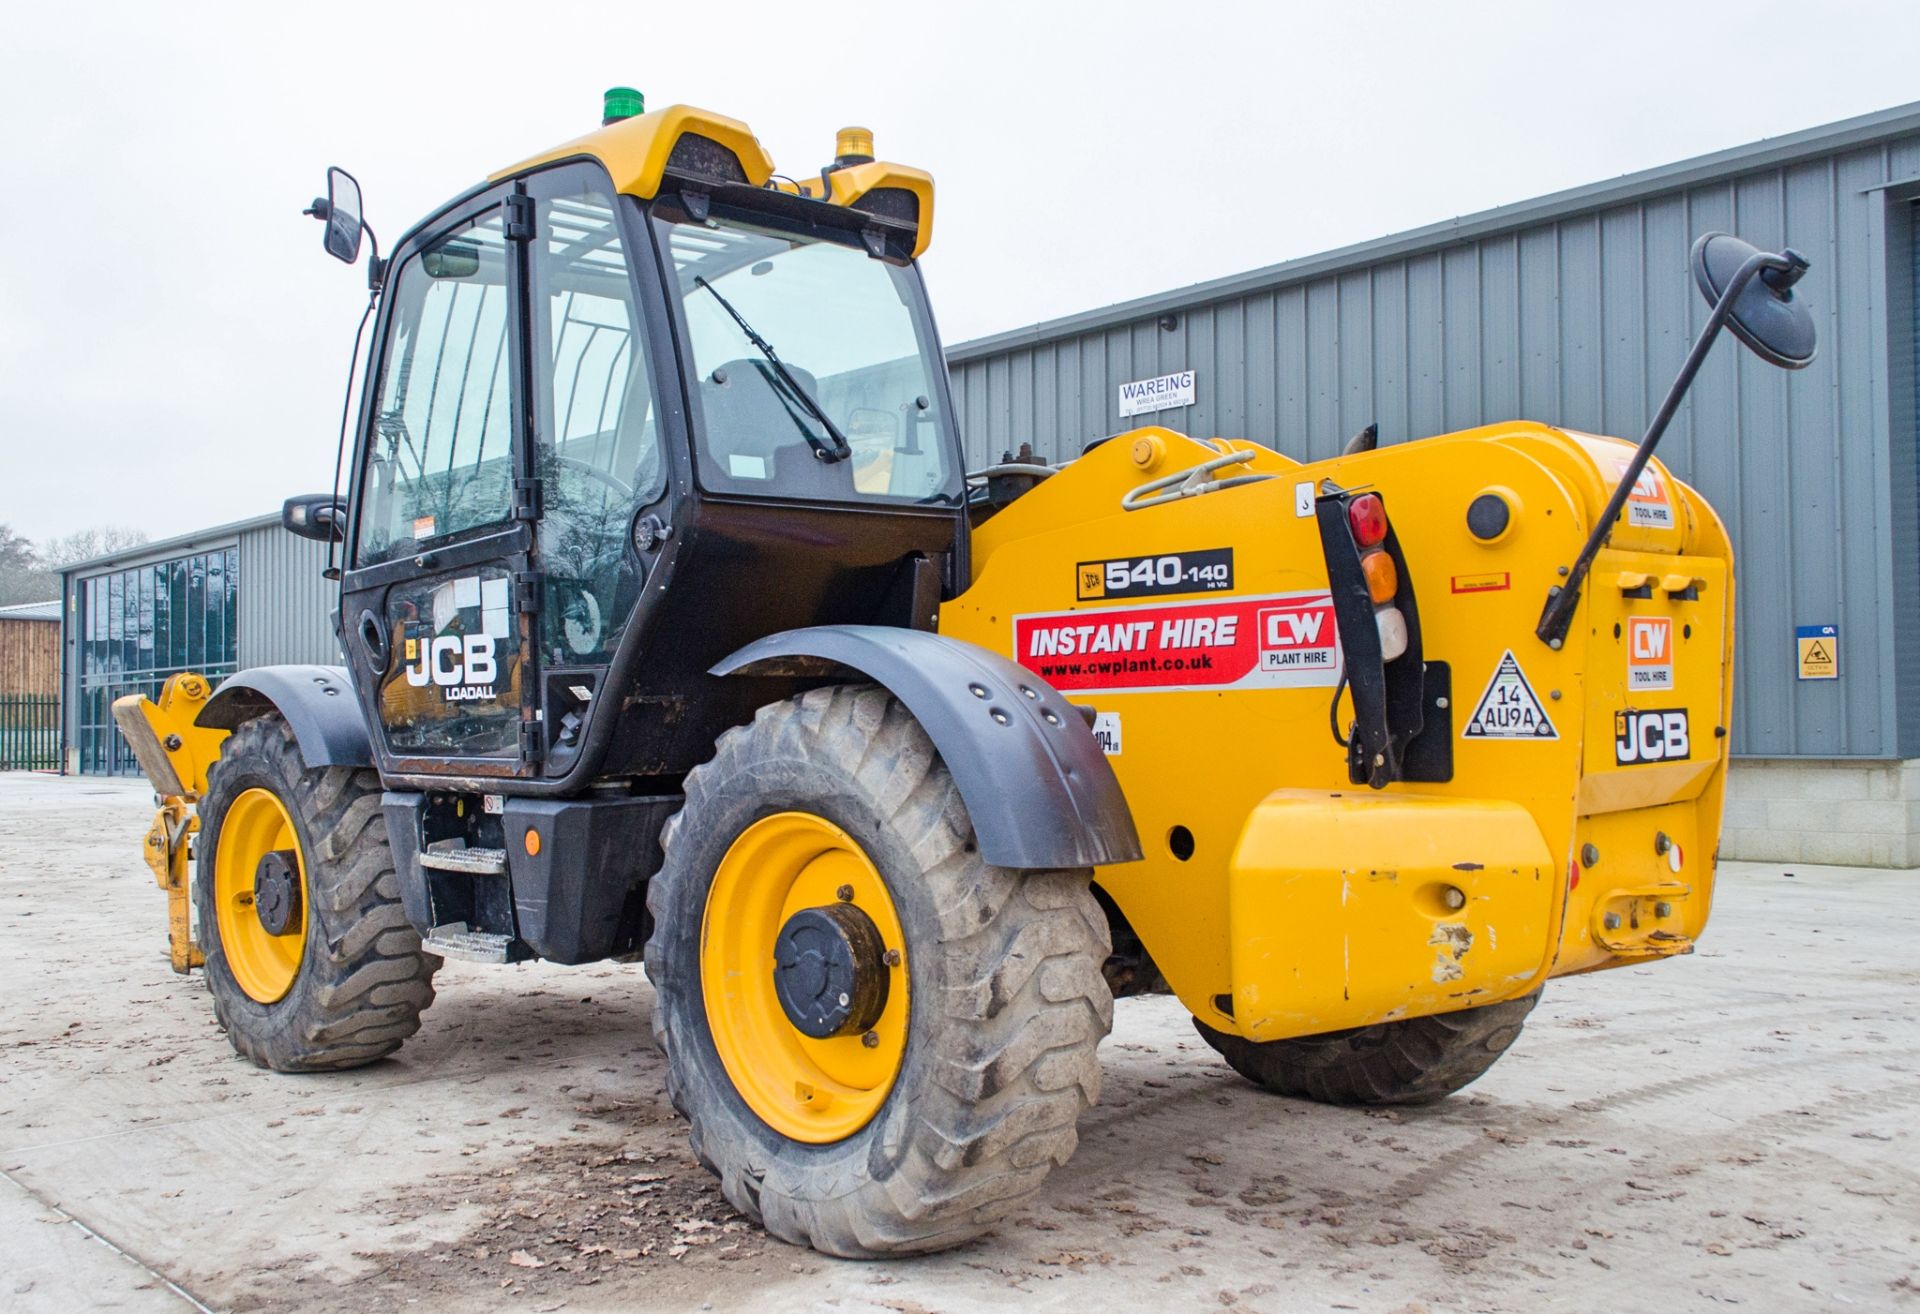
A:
421 921 515 963
419 844 509 875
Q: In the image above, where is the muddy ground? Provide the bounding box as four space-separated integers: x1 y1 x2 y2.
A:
2 772 1915 1313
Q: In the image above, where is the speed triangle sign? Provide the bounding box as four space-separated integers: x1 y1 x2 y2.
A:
1462 650 1559 740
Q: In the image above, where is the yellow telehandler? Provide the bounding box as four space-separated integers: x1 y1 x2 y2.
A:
114 87 1815 1257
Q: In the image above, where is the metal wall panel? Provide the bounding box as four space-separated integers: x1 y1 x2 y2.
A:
236 523 341 669
949 125 1920 758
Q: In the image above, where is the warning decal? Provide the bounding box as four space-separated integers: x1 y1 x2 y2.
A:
1013 592 1341 695
1796 623 1838 680
1462 650 1559 740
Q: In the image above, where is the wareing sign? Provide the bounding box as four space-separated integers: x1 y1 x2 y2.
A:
1117 369 1197 418
1013 592 1341 695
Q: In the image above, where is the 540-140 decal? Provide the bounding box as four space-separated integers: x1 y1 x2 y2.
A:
1077 548 1233 600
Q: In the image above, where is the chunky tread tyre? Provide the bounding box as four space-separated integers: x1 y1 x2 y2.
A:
645 684 1113 1258
197 714 439 1072
1194 991 1541 1106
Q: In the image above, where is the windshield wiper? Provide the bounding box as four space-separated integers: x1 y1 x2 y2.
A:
693 276 852 463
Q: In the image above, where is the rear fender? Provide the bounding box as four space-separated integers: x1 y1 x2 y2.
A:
195 665 372 769
712 626 1142 870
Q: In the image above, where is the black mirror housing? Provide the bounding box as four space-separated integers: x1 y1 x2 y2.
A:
1690 232 1817 369
284 493 346 542
322 166 365 265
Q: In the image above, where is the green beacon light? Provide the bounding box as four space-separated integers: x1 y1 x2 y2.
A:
603 86 645 126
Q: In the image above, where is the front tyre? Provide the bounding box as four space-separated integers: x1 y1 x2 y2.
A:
196 714 439 1072
1193 991 1541 1106
646 685 1113 1258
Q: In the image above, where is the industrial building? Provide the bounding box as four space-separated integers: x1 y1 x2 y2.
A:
57 514 336 776
55 100 1920 864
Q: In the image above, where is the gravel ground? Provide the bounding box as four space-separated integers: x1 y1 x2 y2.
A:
1 771 1915 1313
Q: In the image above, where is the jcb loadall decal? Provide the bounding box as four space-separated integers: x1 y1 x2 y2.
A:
1013 591 1340 695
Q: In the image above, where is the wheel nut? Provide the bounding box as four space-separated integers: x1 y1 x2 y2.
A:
836 884 854 902
861 1030 880 1048
882 948 901 967
1441 886 1466 911
1603 912 1621 930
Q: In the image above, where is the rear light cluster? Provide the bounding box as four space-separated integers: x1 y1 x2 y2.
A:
1347 493 1409 661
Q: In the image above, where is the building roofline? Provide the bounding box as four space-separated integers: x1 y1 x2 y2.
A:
947 99 1920 364
56 512 281 578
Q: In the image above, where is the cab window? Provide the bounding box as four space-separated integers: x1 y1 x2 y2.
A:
531 180 666 665
660 206 959 506
354 210 514 567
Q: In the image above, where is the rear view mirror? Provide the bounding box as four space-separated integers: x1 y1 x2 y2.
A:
422 240 481 279
1690 232 1816 370
283 493 346 542
319 167 365 265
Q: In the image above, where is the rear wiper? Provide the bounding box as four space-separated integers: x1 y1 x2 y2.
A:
693 276 852 463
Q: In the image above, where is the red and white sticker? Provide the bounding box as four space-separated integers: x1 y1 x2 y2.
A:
1627 616 1674 691
1013 592 1341 694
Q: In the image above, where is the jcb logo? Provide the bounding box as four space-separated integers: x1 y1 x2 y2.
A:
1627 617 1673 691
1614 708 1690 765
405 634 498 702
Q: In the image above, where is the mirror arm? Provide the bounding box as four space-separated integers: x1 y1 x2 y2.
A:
1534 248 1790 649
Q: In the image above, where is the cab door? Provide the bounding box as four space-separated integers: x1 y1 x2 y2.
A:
341 185 542 776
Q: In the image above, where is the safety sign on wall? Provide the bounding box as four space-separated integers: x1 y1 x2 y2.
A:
1117 369 1197 418
1796 624 1838 680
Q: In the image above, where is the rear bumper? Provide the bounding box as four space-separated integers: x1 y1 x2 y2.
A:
1225 789 1556 1041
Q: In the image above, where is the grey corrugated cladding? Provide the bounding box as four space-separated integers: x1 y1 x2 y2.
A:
236 521 341 668
946 103 1920 760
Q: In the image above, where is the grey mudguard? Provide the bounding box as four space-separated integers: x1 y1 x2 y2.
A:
712 626 1143 870
196 665 373 769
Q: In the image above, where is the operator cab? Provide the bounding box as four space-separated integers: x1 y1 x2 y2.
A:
299 102 965 793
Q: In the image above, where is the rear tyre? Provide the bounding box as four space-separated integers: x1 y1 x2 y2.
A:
1193 991 1541 1106
646 684 1113 1257
196 714 439 1072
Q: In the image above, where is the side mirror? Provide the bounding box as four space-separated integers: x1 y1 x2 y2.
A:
311 166 365 265
1691 232 1816 369
283 493 346 542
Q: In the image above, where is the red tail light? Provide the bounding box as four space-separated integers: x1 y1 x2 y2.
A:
1348 493 1388 547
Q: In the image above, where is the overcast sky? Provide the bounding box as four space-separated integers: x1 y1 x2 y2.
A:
2 0 1917 545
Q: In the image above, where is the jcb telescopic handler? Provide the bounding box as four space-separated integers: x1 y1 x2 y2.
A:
117 89 1815 1257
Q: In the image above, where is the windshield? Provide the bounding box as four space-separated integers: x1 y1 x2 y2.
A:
659 208 960 506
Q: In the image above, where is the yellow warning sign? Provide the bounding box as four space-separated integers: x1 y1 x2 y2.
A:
1796 624 1837 680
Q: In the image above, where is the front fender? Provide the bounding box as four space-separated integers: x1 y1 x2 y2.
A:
713 626 1142 871
195 665 372 769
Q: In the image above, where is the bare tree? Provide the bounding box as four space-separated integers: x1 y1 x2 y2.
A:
38 525 151 569
0 525 54 606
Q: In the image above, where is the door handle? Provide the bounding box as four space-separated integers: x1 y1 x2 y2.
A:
357 609 390 670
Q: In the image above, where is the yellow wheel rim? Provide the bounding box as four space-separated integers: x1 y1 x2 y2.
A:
700 812 910 1144
213 787 308 1004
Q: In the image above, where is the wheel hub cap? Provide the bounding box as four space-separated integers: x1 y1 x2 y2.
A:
773 903 889 1038
253 850 302 936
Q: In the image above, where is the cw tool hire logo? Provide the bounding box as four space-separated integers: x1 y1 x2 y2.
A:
1627 617 1674 691
1013 592 1341 695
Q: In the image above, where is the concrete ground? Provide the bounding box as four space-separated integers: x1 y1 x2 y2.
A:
1 773 1915 1314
